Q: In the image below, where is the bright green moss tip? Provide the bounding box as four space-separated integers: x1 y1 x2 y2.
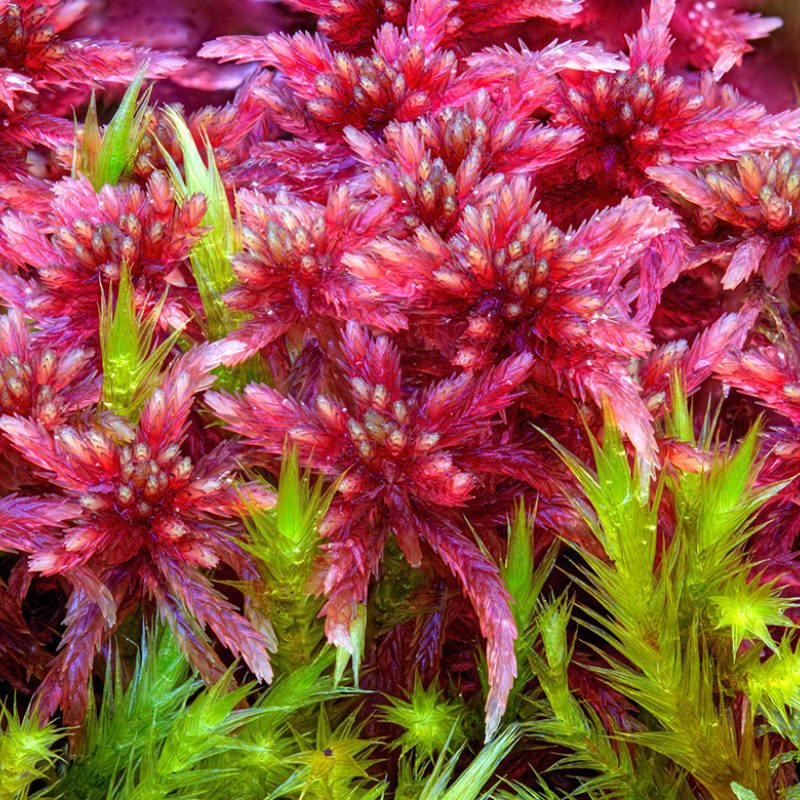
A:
240 448 338 673
160 107 241 340
77 68 151 191
99 263 182 420
0 702 61 800
380 676 465 761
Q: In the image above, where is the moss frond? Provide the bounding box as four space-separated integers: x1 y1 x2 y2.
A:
0 701 62 800
58 624 264 800
160 107 240 341
380 675 465 761
499 499 557 719
76 69 151 190
99 262 182 420
268 705 384 800
535 387 791 799
240 448 339 672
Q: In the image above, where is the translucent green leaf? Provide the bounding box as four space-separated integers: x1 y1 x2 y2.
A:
730 782 759 800
334 603 367 688
99 263 182 420
77 68 151 190
415 725 521 800
0 701 62 800
159 107 240 340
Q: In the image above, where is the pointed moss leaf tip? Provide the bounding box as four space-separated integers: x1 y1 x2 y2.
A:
412 725 521 800
502 500 536 624
334 603 367 688
498 499 556 721
77 67 151 191
730 783 759 800
100 262 182 420
666 370 694 442
160 106 240 340
502 499 557 632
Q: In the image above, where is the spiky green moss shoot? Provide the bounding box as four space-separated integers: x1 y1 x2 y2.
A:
380 676 465 761
536 382 793 799
161 107 240 341
76 69 151 191
240 448 338 672
99 263 182 420
0 703 61 800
